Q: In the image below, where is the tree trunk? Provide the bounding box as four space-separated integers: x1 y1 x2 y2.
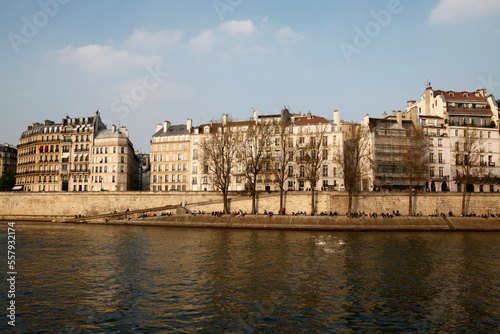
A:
223 191 228 213
462 184 466 215
311 187 315 215
279 187 284 214
408 179 413 216
251 186 257 214
348 190 353 215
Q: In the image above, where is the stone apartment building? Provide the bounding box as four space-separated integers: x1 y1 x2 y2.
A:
91 125 140 191
406 86 500 192
16 111 140 192
150 120 193 191
152 108 344 193
0 143 17 177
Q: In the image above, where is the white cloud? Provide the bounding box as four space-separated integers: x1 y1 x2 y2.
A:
275 26 306 43
219 20 256 36
430 0 500 24
189 30 216 53
55 44 162 72
125 29 182 49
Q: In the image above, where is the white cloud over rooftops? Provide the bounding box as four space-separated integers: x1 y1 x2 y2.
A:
218 19 256 36
55 44 162 72
125 29 182 49
188 29 216 53
430 0 500 24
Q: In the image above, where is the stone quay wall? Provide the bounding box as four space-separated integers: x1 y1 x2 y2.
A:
1 191 500 219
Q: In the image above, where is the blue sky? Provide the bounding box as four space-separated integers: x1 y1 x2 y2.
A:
1 0 500 152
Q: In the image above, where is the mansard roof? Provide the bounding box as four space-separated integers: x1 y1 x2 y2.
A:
95 129 128 139
153 124 191 137
435 90 486 101
293 115 329 125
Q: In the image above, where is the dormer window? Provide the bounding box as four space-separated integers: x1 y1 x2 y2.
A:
463 93 468 98
475 92 480 97
449 92 454 97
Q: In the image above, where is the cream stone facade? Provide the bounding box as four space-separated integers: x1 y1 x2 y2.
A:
16 111 140 192
406 87 500 192
150 120 192 192
188 109 344 193
91 125 140 191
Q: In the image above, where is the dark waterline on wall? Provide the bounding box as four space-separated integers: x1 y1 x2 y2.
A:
1 222 499 333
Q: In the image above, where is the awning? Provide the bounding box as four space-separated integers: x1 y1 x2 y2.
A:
45 145 48 152
62 153 69 158
39 146 43 151
12 185 23 191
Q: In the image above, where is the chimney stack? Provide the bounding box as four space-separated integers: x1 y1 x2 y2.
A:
156 124 163 133
253 109 259 122
397 110 402 126
333 110 340 126
112 124 116 133
186 118 192 130
222 114 228 126
120 126 129 137
163 120 170 132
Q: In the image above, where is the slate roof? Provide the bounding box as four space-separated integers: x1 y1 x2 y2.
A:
153 124 191 137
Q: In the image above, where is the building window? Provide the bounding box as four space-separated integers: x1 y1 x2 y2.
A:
322 165 328 177
288 166 293 178
322 149 328 160
299 166 305 178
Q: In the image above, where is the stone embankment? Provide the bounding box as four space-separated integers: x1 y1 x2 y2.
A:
2 191 500 230
78 214 500 231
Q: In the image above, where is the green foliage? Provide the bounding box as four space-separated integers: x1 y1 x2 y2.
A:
0 169 16 191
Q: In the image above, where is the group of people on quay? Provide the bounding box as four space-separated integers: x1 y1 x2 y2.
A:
111 207 500 221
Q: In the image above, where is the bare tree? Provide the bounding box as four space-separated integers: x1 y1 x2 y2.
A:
297 124 329 215
335 122 372 215
453 126 485 214
403 127 430 215
200 117 242 213
242 119 271 214
270 116 295 214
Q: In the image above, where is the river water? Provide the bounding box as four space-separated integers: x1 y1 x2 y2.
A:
1 222 499 333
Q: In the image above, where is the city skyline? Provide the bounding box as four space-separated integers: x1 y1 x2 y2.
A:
1 0 500 151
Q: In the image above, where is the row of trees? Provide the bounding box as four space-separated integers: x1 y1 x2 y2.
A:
199 116 372 215
199 115 498 216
